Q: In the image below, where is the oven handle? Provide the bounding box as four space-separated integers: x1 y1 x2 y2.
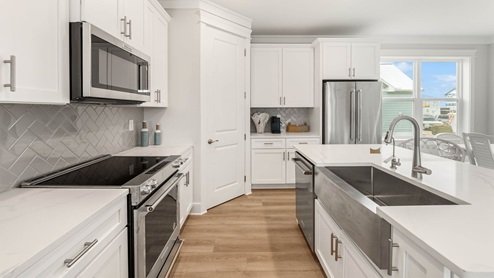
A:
145 173 184 213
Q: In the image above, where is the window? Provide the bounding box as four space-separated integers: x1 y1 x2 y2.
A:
381 59 464 138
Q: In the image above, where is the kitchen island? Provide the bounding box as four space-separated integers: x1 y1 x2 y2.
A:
295 144 494 278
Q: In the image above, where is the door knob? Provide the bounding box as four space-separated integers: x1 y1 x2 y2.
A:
208 139 218 144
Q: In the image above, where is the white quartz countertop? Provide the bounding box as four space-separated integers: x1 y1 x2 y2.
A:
0 188 128 277
115 144 193 157
250 132 320 139
294 144 494 278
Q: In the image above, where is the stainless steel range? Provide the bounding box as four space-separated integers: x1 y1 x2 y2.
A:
21 154 183 278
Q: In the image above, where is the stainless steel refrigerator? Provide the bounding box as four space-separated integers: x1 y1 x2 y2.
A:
323 81 382 144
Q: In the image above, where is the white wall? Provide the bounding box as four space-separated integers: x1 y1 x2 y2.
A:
488 43 494 135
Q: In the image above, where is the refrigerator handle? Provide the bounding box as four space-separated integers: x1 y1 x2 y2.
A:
350 90 356 141
357 89 363 142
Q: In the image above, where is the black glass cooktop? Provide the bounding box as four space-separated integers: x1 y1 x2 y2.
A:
35 156 169 186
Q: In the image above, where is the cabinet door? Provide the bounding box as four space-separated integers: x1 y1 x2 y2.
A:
80 0 123 40
351 43 380 80
123 0 145 51
286 149 296 184
77 228 128 277
251 149 286 184
392 229 445 278
0 0 69 104
251 48 282 107
322 42 352 80
315 199 342 278
282 48 314 107
179 161 193 228
342 238 381 278
140 4 168 107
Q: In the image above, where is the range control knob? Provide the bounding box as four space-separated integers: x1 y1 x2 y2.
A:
146 179 158 189
141 185 152 195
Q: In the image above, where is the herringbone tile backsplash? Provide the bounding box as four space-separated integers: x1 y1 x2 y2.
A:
0 104 143 193
250 108 310 133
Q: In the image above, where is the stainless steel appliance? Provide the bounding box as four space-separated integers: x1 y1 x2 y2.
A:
323 81 382 144
293 152 315 252
70 22 151 104
21 155 183 278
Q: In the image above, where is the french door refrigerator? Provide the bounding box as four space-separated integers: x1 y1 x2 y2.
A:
323 81 382 144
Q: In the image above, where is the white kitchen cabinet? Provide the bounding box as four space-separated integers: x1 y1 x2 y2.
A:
315 199 381 278
0 0 69 104
140 0 170 107
251 148 286 184
251 138 319 185
390 228 446 278
77 228 128 277
179 151 194 228
74 0 146 53
19 196 128 277
251 45 314 108
315 39 380 80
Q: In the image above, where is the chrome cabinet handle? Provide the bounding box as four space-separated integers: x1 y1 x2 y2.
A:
335 237 342 261
279 97 282 105
283 152 285 161
330 233 336 256
4 55 16 92
208 139 218 144
287 152 290 160
387 239 399 275
283 96 286 105
158 89 161 103
353 67 356 77
64 239 98 268
121 16 128 36
155 90 159 103
348 67 351 77
264 142 274 145
127 19 132 39
185 172 190 186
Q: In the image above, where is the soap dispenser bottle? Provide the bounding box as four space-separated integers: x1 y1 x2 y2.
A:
154 124 162 145
140 121 149 147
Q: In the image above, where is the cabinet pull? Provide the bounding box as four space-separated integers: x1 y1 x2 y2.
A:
127 19 132 39
279 97 282 105
158 89 161 103
353 67 356 77
299 142 308 144
335 237 342 261
64 239 98 268
185 172 190 186
348 67 351 77
283 96 286 105
3 55 16 92
263 142 274 145
387 239 399 275
287 152 290 160
155 90 160 103
283 152 285 161
330 233 336 256
121 16 128 36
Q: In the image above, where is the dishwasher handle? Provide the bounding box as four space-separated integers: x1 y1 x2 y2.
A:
293 157 313 175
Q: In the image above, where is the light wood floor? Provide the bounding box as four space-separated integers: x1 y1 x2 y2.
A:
169 189 325 277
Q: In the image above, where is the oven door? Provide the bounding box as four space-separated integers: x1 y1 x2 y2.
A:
134 173 183 278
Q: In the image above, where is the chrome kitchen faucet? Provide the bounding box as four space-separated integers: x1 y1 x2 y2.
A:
384 115 432 179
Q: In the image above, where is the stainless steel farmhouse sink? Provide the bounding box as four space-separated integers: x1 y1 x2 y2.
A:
314 166 460 273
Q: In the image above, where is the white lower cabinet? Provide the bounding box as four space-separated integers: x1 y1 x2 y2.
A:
19 197 128 277
251 137 319 185
315 199 380 278
390 228 447 278
179 151 194 228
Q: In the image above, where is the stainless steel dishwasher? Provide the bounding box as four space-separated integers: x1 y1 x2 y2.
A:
294 152 315 252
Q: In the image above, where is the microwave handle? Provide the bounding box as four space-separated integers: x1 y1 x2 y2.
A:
139 64 149 94
145 173 184 213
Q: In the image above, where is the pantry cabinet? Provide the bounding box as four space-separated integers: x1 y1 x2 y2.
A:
0 0 69 104
251 137 319 185
314 39 380 80
179 150 194 228
140 0 171 107
251 45 314 108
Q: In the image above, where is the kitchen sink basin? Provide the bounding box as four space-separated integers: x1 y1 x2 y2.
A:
326 166 458 206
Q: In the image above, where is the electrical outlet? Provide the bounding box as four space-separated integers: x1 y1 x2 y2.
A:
129 120 134 131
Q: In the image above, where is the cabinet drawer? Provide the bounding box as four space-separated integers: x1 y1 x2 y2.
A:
286 138 319 148
20 198 127 277
252 139 285 149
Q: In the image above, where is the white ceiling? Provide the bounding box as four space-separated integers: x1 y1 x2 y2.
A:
208 0 494 39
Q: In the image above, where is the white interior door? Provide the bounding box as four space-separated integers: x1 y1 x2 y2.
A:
204 27 246 209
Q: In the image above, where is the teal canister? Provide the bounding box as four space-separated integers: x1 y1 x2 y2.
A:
140 121 149 147
154 124 162 145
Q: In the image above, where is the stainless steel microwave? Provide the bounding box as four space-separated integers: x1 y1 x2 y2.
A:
69 22 150 104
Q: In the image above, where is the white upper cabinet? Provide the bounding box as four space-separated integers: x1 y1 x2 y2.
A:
75 0 146 53
251 45 314 108
0 0 69 104
140 0 170 107
315 39 380 80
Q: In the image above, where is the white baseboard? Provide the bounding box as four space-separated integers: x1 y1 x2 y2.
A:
252 183 295 189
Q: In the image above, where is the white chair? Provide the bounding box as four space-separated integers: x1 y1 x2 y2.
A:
462 132 494 169
399 137 466 162
435 132 463 145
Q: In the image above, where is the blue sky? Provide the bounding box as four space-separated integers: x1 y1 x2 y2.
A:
392 61 457 98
